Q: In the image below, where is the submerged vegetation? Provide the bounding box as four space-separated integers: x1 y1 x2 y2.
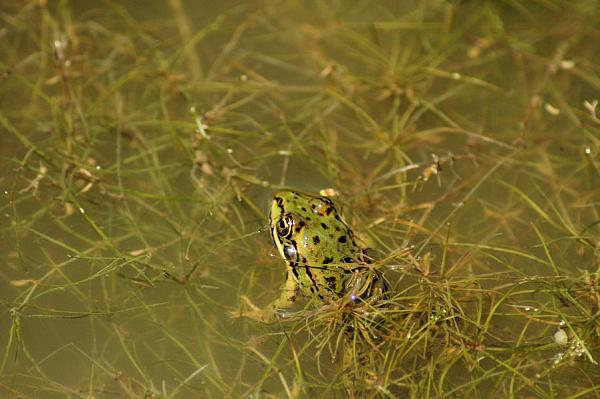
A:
1 0 599 397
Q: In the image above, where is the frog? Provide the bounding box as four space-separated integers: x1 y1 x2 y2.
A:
234 190 388 322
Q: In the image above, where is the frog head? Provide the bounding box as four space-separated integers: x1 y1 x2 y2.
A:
269 190 363 267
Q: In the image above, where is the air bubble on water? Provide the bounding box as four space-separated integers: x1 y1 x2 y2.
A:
559 60 575 69
79 207 85 214
387 264 404 271
544 103 560 115
554 329 568 346
585 147 591 155
553 355 562 365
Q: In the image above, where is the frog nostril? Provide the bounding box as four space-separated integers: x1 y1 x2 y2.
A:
309 197 335 216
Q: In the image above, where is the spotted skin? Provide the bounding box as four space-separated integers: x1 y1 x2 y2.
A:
269 190 387 307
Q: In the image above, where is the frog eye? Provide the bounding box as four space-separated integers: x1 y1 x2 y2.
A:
276 215 293 238
309 197 335 216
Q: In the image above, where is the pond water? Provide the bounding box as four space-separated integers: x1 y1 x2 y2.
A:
1 1 599 397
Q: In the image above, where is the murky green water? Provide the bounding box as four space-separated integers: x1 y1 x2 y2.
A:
1 1 599 397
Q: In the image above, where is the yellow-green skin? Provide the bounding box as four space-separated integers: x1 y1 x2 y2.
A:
269 190 387 310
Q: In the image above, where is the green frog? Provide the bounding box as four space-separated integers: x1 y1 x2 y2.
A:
236 190 387 322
